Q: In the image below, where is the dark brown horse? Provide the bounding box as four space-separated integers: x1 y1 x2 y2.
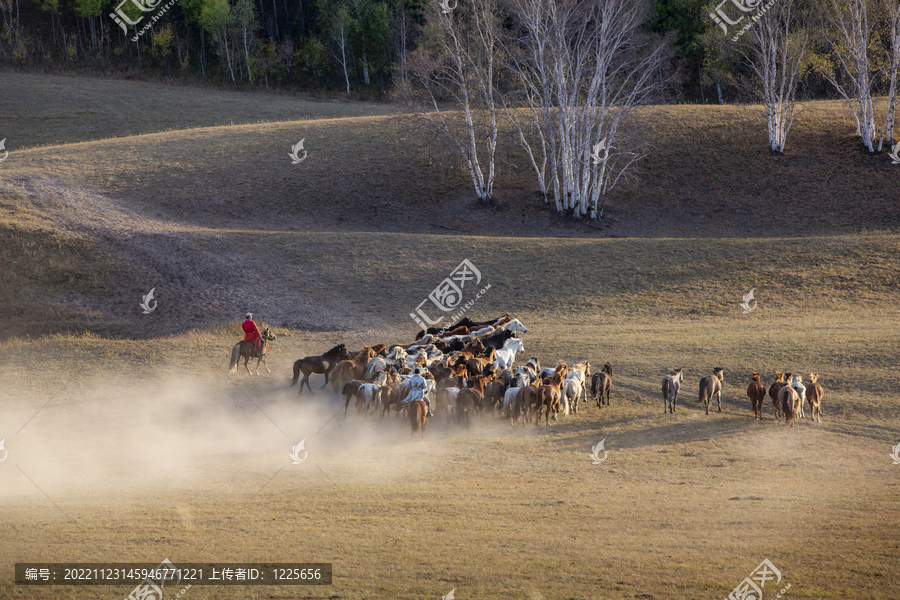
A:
591 363 613 407
229 328 276 376
290 344 350 394
457 376 487 423
768 372 786 419
409 400 428 439
697 368 725 415
807 372 824 423
747 372 766 420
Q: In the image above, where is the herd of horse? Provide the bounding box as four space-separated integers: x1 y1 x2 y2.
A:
661 368 824 426
233 314 825 438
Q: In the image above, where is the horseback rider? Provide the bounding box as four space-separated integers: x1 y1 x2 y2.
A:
242 312 264 354
401 368 434 417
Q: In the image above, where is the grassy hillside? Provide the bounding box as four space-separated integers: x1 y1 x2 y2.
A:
0 74 899 339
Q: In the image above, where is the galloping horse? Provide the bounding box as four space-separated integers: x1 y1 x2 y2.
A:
697 368 725 415
591 363 613 407
778 384 801 426
806 373 824 423
330 346 377 394
768 372 786 419
534 374 563 426
229 328 276 376
747 372 766 420
409 400 428 439
661 368 684 414
290 344 350 394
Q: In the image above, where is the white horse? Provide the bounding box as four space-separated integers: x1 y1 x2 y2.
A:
502 318 528 334
661 369 684 414
560 378 584 415
791 374 806 419
356 383 381 414
467 325 496 338
493 338 525 370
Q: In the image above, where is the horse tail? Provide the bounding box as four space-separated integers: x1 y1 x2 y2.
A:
662 378 670 400
290 359 301 386
697 378 708 403
229 343 241 374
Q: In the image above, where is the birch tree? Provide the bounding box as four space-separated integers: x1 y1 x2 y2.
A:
738 0 808 152
406 0 501 203
817 0 879 152
877 0 900 149
507 0 672 220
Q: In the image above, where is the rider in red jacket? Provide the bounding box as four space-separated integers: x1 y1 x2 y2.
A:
242 312 263 352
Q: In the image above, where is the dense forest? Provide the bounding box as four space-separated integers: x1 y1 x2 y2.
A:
0 0 894 106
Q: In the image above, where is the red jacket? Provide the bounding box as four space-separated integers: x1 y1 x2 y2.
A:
242 319 262 342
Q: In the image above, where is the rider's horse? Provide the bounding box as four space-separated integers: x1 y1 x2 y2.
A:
229 328 276 375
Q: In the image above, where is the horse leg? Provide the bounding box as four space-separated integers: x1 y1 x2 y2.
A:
299 373 310 395
321 369 330 389
716 390 722 412
255 357 261 376
243 355 253 377
263 356 271 374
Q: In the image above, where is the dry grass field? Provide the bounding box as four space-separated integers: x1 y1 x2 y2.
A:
1 72 900 600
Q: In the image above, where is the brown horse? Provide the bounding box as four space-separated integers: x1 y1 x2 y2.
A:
779 384 801 426
591 363 613 407
697 368 725 415
229 328 276 376
379 385 402 419
516 385 539 425
409 400 428 439
290 344 350 393
483 377 509 415
342 380 364 418
534 374 563 426
768 372 786 419
330 346 377 394
747 372 766 420
807 372 824 423
457 376 487 423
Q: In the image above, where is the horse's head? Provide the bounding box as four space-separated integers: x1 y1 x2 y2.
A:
751 372 761 382
775 371 784 382
809 372 818 383
714 367 724 381
603 362 612 375
676 368 684 381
